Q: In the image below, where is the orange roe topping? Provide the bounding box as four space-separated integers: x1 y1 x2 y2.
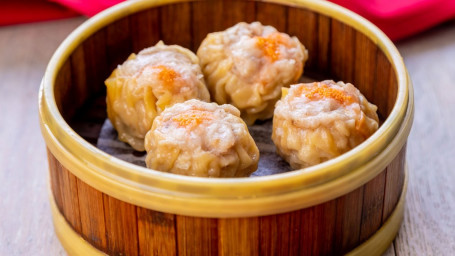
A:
172 110 213 128
300 84 355 105
153 65 179 84
256 33 286 61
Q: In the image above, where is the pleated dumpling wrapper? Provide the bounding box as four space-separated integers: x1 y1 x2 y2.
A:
272 80 379 169
105 41 210 151
197 22 308 125
144 99 260 177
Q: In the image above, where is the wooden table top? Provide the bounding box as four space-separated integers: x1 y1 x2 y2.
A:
0 17 454 255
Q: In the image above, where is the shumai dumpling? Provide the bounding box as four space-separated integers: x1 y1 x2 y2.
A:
105 41 210 151
197 22 308 125
144 99 259 177
272 80 379 169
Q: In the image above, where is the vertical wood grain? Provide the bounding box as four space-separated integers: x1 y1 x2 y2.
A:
160 3 192 50
176 216 218 256
221 0 256 26
192 0 256 50
287 7 318 72
104 195 139 256
387 67 398 115
259 213 292 255
383 146 406 222
359 171 386 242
334 186 364 254
69 45 88 110
106 17 132 73
218 217 259 256
255 2 287 31
316 14 331 76
287 211 302 255
331 19 355 83
53 59 73 120
299 201 337 256
130 8 161 53
137 208 177 256
354 32 378 103
76 178 107 251
58 164 82 234
47 150 63 213
375 50 392 119
82 28 108 95
191 0 224 49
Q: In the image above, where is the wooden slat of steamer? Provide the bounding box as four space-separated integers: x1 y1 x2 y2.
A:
317 14 331 77
47 149 64 213
287 211 303 255
331 19 355 83
354 32 378 103
218 217 259 255
359 171 386 242
53 59 75 120
258 211 302 255
191 0 223 50
221 0 255 27
176 216 218 256
192 0 256 57
374 49 391 119
287 7 318 73
299 201 337 255
160 2 192 50
82 28 108 96
334 186 364 254
76 178 107 251
259 213 292 255
103 195 139 256
255 2 287 31
387 65 399 115
130 8 161 53
137 208 177 256
383 146 406 222
69 45 88 110
68 42 105 145
57 162 82 234
106 17 133 73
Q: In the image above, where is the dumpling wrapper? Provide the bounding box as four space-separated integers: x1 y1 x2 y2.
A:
197 22 308 125
105 41 210 151
145 99 260 177
272 80 379 169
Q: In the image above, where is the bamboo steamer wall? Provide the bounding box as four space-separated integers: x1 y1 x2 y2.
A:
42 0 412 255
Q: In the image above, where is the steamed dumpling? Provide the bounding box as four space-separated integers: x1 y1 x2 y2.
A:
197 22 308 125
105 41 210 151
272 80 379 169
144 99 259 177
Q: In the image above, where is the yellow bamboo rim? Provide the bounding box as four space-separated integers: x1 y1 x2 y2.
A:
40 0 413 217
49 166 408 256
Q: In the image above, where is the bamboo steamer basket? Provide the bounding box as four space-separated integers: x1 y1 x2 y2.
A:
39 0 414 255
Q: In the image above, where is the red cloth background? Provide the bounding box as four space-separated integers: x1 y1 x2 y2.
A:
0 0 77 26
1 0 454 41
330 0 455 40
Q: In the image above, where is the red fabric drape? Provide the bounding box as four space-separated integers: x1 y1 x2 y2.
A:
0 0 77 26
2 0 454 41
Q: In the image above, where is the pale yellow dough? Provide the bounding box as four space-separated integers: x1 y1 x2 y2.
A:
197 22 308 125
144 99 259 177
272 80 379 169
105 41 210 151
